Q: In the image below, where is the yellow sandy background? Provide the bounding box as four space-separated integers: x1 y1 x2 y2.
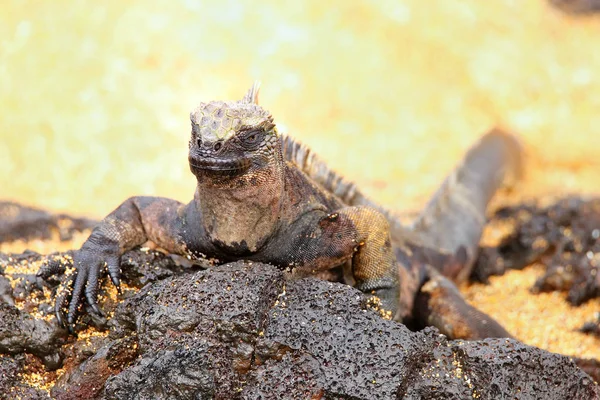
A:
1 0 599 217
1 1 599 362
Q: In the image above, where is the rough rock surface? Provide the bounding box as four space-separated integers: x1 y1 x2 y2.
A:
0 201 599 399
0 354 52 400
0 201 97 243
89 263 600 399
470 197 600 382
473 197 600 303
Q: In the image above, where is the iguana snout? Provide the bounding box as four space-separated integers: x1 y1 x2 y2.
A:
188 150 252 177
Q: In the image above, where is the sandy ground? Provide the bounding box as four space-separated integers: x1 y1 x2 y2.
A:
1 1 599 363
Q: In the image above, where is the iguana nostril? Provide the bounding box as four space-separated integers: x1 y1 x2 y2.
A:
214 142 222 151
197 137 202 148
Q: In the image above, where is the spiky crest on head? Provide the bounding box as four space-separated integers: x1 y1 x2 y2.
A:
190 82 275 142
241 81 261 104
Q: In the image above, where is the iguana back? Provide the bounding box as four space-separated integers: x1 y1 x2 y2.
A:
281 130 522 282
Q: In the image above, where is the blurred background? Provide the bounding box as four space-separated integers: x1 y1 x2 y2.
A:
1 0 599 218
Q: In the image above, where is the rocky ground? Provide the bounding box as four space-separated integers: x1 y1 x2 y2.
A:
0 199 599 399
2 1 600 398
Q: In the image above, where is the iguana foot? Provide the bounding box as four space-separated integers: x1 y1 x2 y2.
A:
340 206 401 320
37 232 121 330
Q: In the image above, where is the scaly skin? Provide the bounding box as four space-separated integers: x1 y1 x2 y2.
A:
40 83 521 339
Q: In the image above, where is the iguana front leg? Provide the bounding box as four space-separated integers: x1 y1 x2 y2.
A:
281 206 399 318
342 207 399 317
39 196 188 328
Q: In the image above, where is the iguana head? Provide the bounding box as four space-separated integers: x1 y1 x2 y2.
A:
188 82 282 182
188 83 286 253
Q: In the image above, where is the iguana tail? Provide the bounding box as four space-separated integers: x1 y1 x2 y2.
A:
414 265 513 340
410 128 523 282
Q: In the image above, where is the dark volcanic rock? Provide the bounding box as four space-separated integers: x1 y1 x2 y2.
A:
0 302 65 357
582 313 600 337
576 357 600 385
119 248 206 289
94 262 597 400
0 247 192 378
473 197 600 307
104 262 285 399
247 276 437 399
0 354 51 399
0 252 597 398
403 337 596 399
473 197 600 341
1 192 599 398
0 251 70 370
0 201 97 243
550 0 600 13
104 346 216 399
1 194 599 399
52 336 138 400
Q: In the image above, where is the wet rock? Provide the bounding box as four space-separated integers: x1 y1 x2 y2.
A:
0 201 97 243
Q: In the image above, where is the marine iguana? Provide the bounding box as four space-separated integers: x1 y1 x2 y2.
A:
39 83 521 339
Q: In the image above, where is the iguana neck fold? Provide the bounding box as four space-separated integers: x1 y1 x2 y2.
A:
194 139 286 255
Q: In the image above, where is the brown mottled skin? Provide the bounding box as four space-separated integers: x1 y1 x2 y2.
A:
40 83 521 340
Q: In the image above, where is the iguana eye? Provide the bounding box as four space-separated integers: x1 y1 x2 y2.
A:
241 129 264 148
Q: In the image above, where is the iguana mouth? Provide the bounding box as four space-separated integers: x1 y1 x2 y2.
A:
189 156 252 176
